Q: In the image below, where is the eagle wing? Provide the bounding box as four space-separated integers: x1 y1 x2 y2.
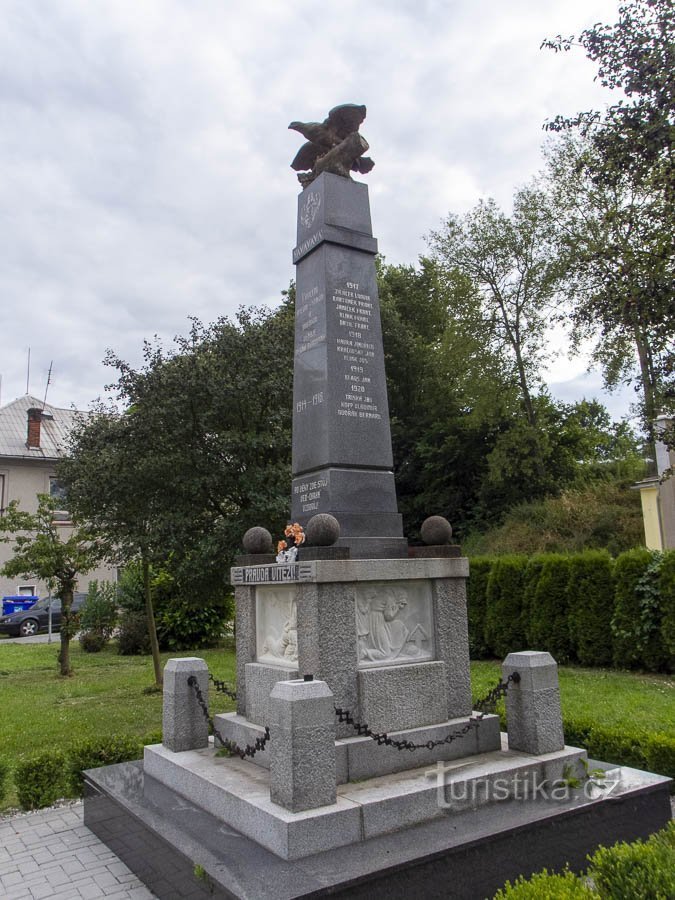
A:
290 141 324 172
327 104 367 139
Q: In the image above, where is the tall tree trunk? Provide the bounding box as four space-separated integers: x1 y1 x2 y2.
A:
142 553 163 687
514 346 547 481
634 327 658 463
59 585 74 677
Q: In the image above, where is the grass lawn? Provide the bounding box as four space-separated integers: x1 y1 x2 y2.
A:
1 641 672 810
471 660 674 735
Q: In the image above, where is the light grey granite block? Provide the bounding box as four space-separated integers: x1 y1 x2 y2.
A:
234 585 256 717
143 743 361 860
358 661 447 732
433 577 473 718
296 581 360 738
269 679 337 812
503 651 565 755
245 662 299 727
162 657 209 753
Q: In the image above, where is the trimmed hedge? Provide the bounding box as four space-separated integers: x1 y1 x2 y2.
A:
588 820 675 899
8 730 162 811
494 821 675 898
484 555 528 658
14 750 68 810
468 549 673 673
567 551 614 667
493 868 595 898
66 734 146 796
467 557 492 659
0 758 8 806
529 554 572 662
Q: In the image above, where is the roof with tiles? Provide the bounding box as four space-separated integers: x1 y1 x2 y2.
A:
0 395 79 460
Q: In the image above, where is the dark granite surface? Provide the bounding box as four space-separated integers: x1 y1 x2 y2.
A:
85 760 672 900
291 173 404 557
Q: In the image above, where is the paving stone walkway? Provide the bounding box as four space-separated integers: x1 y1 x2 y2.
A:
0 803 156 899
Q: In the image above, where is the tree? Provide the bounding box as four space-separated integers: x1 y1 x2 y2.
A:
543 0 675 440
60 303 295 678
0 496 100 675
378 257 522 537
427 186 562 458
60 408 167 686
546 132 673 439
542 0 674 191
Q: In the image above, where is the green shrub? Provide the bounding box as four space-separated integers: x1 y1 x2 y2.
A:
116 609 151 655
658 550 675 672
588 821 675 899
14 750 68 810
521 555 547 647
567 551 614 667
493 868 596 898
0 758 8 805
484 556 528 658
155 592 232 651
79 631 107 653
467 557 493 658
562 716 674 791
116 560 232 652
80 578 119 652
66 735 144 796
612 549 666 669
643 732 675 782
492 823 675 899
529 554 573 662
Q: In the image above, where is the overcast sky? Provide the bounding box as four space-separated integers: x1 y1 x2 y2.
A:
1 0 635 420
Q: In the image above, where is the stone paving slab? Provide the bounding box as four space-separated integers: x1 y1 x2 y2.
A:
0 803 156 899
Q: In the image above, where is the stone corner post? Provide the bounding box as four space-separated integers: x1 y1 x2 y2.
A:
502 651 564 755
162 657 210 752
269 677 337 812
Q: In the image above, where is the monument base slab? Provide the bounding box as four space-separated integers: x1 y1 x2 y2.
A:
84 757 672 900
214 710 502 782
142 737 587 859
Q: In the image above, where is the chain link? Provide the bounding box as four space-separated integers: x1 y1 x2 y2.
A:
187 675 269 760
209 673 238 702
335 672 520 752
188 670 520 760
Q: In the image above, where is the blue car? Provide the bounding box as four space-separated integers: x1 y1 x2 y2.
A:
0 594 86 637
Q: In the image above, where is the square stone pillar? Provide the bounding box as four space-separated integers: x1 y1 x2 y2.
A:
162 657 209 752
502 651 565 755
269 678 337 812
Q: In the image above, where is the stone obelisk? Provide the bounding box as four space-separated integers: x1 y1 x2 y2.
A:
290 172 407 558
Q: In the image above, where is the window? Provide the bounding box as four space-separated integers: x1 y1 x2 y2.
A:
18 585 37 596
49 477 70 522
49 477 68 504
0 473 4 514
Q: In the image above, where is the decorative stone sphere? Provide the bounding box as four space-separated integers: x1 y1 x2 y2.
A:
420 516 453 546
242 526 274 554
305 513 340 547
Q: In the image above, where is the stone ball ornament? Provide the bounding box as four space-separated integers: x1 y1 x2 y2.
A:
420 516 453 546
305 513 341 547
242 526 274 555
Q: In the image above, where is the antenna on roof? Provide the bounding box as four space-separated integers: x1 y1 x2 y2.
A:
42 362 53 410
26 347 31 395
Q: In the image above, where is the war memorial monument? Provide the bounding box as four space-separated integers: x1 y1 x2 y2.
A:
83 104 672 899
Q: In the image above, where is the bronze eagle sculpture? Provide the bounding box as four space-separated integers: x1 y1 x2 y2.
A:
289 103 375 188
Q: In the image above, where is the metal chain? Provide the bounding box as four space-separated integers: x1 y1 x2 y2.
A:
187 675 270 760
209 673 237 702
188 670 520 759
335 672 520 752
